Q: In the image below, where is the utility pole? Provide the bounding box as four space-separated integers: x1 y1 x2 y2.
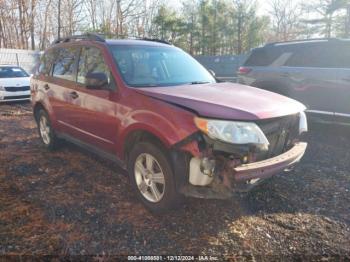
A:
58 0 61 39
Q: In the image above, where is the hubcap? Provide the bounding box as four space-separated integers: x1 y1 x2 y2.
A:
134 153 165 203
39 115 50 145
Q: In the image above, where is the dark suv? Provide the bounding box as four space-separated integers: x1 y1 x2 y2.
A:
238 38 350 124
31 34 308 212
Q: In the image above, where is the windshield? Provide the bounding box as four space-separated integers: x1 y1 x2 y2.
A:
109 45 215 87
0 67 29 78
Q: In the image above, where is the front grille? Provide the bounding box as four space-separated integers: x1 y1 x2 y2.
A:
3 95 30 100
256 114 299 160
4 86 30 92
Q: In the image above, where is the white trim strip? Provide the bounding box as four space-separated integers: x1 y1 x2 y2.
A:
58 120 114 145
334 112 350 118
306 110 350 118
306 110 334 116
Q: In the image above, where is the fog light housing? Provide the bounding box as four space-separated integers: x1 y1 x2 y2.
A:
200 157 216 177
189 157 214 186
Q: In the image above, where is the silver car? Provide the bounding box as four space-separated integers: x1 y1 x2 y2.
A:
238 38 350 124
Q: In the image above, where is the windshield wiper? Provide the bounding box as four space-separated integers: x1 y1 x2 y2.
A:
131 84 159 88
189 81 211 85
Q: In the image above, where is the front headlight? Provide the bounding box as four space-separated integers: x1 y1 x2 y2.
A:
194 117 269 147
0 86 5 91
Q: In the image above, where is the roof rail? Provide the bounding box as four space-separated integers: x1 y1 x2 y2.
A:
52 33 105 45
128 37 171 45
265 38 339 46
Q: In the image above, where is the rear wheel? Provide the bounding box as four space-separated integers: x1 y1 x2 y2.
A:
36 109 59 150
127 142 183 213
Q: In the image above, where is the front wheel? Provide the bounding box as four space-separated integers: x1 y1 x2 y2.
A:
127 142 183 213
36 109 59 150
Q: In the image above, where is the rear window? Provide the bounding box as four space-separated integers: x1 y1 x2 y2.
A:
244 47 283 66
52 47 79 81
38 50 55 75
0 67 29 78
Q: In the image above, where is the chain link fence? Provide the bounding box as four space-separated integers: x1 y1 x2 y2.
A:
0 48 41 74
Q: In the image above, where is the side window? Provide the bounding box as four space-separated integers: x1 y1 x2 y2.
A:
285 44 334 68
329 43 350 68
77 46 113 89
38 50 55 76
284 51 304 67
52 47 78 81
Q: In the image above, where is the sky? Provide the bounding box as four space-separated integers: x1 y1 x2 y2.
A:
168 0 304 17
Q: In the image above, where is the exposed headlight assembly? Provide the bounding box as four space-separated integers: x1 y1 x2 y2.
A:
194 117 269 148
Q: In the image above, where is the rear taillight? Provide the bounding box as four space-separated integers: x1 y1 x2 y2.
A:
237 66 252 74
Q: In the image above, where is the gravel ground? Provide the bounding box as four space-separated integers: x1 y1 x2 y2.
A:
0 102 349 260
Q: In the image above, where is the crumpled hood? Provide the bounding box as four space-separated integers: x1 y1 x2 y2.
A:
135 82 306 121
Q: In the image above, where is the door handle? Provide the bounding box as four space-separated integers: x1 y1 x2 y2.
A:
44 84 50 90
70 91 79 99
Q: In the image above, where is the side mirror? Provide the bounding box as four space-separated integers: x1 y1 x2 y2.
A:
85 72 108 89
208 69 216 77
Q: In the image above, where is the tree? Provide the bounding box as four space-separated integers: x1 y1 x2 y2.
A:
302 0 350 37
268 0 304 41
0 0 271 53
232 0 268 54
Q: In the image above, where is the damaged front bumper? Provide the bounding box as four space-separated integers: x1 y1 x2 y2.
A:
177 113 308 199
180 140 307 199
233 142 307 182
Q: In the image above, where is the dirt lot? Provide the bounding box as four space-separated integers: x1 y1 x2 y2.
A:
0 102 349 260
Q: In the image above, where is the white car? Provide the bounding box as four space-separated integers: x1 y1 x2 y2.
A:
0 65 31 102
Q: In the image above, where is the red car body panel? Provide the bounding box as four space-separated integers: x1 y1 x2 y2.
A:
114 90 199 158
135 82 306 121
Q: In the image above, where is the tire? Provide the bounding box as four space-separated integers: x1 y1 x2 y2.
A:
35 109 59 150
127 141 183 213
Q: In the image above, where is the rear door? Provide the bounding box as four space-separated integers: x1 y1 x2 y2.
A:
61 45 119 153
282 43 339 114
33 47 80 133
49 46 81 134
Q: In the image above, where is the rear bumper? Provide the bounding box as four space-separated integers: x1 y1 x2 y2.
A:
234 142 307 182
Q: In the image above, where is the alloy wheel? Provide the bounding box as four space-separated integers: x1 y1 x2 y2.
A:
39 115 51 145
134 153 165 203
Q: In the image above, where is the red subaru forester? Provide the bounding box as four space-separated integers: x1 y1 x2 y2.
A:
31 34 308 212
